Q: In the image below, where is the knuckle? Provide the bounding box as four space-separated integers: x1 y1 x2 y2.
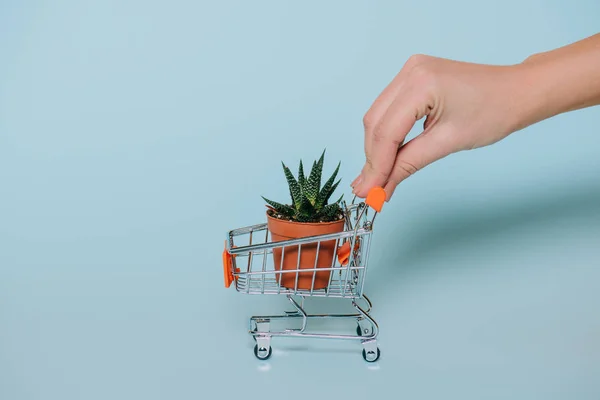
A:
410 62 434 85
372 124 402 147
405 56 437 88
362 112 375 132
406 54 429 68
366 156 389 179
396 159 419 177
371 126 384 143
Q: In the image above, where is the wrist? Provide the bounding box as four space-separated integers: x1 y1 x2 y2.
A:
503 62 573 135
511 44 600 132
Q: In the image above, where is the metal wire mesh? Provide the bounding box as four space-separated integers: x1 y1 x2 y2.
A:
226 202 374 298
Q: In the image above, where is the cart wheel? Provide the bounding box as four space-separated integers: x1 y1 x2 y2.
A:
254 344 272 360
362 347 380 363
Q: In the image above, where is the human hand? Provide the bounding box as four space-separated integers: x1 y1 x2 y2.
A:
351 34 600 201
351 54 531 200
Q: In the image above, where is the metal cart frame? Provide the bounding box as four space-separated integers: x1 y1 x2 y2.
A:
222 187 386 362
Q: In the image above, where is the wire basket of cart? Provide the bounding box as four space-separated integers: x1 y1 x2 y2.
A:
222 187 386 362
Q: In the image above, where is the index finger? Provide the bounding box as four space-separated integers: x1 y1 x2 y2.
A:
353 95 418 198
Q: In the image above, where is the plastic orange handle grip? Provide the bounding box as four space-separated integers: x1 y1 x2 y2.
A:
223 246 234 288
365 187 386 213
222 241 239 288
337 240 361 266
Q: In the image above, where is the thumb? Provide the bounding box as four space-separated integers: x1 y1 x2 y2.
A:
383 128 450 200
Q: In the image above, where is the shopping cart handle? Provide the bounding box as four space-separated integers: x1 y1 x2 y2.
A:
365 187 386 213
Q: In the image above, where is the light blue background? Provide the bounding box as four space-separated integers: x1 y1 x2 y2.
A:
1 1 599 399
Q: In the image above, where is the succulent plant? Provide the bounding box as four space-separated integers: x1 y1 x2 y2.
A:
262 150 344 223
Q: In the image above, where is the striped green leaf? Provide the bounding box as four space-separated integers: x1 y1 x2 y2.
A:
305 150 325 204
298 160 306 189
316 161 340 208
282 162 301 209
262 196 295 217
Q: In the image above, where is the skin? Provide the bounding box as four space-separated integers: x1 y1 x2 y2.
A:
351 33 600 201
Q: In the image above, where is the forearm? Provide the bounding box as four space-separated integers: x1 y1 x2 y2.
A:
513 33 600 131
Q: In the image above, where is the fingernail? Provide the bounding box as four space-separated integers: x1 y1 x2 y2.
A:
351 175 362 188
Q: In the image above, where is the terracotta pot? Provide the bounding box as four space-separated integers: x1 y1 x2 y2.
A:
266 212 345 290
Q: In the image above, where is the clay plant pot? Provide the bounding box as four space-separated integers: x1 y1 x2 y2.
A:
267 212 345 290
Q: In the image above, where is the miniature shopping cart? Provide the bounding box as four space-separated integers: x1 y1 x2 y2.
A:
222 187 386 362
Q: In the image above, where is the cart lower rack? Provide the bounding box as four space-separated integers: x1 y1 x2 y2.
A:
222 187 386 362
